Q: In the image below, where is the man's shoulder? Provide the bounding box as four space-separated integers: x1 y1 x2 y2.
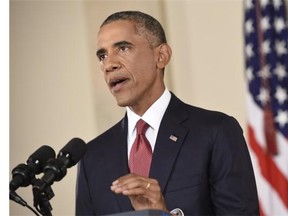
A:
171 93 232 117
87 117 127 145
170 93 238 126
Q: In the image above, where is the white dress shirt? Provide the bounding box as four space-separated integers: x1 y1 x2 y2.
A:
126 88 171 158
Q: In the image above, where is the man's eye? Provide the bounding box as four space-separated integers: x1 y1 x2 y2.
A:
119 46 129 52
98 54 107 62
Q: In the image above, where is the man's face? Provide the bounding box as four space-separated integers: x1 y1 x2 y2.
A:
96 20 165 114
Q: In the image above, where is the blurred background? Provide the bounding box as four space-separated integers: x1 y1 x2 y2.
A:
9 0 287 215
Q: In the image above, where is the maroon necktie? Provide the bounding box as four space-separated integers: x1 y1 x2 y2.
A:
129 119 152 177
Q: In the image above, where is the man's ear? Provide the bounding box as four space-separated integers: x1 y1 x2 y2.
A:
156 43 172 69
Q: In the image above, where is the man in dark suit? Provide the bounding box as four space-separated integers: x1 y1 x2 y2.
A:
76 11 259 215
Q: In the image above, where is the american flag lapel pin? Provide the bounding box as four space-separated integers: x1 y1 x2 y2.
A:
169 135 178 142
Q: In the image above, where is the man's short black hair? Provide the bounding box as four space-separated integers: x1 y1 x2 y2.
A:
100 11 167 47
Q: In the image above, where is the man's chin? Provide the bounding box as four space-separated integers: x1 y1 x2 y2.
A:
115 99 129 108
113 93 134 107
116 102 127 107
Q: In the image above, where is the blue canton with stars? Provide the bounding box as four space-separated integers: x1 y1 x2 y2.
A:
244 0 288 138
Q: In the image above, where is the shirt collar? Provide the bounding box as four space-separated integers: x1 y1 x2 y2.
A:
127 88 171 135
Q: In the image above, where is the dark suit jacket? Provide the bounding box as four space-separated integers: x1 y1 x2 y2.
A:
76 93 259 215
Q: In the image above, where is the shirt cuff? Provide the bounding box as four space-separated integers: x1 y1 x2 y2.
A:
170 208 184 216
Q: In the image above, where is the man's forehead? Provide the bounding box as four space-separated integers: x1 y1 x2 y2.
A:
98 20 138 37
97 20 143 47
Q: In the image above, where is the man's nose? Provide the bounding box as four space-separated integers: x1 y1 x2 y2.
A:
103 55 121 73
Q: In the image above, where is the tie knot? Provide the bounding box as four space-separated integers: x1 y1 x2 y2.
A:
136 119 149 135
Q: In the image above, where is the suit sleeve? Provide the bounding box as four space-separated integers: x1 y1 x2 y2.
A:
75 159 95 216
209 116 259 215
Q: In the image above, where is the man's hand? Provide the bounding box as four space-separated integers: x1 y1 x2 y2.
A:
110 173 169 212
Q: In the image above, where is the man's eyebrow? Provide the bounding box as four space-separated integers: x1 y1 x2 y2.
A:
114 41 134 47
96 48 106 57
96 41 134 57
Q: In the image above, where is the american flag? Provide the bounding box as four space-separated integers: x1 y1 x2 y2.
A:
244 0 288 215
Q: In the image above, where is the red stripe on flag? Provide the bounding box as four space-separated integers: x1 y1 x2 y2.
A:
248 125 288 208
259 200 266 216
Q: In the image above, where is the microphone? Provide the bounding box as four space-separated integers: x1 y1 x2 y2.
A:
33 137 87 193
10 145 56 191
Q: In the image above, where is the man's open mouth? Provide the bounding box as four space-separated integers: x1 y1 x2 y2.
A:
109 78 128 87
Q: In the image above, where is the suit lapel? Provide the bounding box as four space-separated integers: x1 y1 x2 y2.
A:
149 94 189 193
113 117 134 211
